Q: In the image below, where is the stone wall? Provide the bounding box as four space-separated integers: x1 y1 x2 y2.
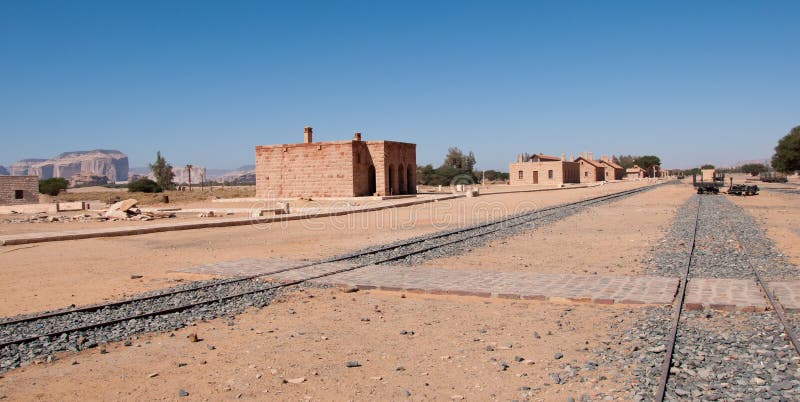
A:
0 176 39 206
509 161 580 185
255 140 357 198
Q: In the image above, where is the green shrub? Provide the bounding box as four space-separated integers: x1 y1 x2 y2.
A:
39 178 69 196
128 178 163 193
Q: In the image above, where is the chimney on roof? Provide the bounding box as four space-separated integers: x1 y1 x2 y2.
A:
589 152 594 160
303 126 313 143
517 154 523 163
561 153 566 161
569 155 574 162
354 131 362 141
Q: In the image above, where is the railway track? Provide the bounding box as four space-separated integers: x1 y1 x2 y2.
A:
655 195 800 401
0 184 658 371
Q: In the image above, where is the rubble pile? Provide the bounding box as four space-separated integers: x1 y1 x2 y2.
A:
1 199 176 224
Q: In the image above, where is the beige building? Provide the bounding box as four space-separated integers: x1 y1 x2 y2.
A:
575 154 605 182
255 127 416 198
626 165 647 179
509 153 580 185
597 156 624 180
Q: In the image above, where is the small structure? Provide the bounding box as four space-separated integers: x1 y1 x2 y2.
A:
255 127 416 198
575 152 605 182
625 165 647 179
509 153 580 185
597 156 624 181
0 175 39 206
701 168 716 182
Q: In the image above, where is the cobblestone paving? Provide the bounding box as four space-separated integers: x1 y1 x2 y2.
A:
179 259 680 305
684 278 768 312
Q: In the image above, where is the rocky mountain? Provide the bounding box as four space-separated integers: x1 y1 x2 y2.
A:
172 165 207 185
212 165 255 182
10 150 128 182
130 165 208 185
0 165 8 175
9 159 47 176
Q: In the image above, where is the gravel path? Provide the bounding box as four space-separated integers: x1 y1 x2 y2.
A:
635 193 800 400
0 281 292 372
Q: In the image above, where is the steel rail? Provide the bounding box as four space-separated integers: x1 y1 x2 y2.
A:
655 196 702 402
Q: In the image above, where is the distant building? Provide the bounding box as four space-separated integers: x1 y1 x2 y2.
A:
255 127 417 198
597 156 624 181
509 153 580 185
626 165 647 179
575 153 605 182
0 176 39 206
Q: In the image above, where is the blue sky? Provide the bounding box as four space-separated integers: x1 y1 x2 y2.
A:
1 1 798 171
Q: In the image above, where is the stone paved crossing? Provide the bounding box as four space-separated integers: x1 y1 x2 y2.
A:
178 258 679 305
770 281 800 312
684 278 768 312
178 259 800 311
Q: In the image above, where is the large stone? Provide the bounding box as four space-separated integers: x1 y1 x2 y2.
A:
108 199 138 213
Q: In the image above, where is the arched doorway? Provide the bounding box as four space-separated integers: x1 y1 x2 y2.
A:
398 164 405 195
406 165 414 194
387 165 394 195
367 165 376 195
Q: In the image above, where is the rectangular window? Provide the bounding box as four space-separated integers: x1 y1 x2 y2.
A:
518 170 523 180
548 170 554 179
584 171 588 177
14 190 23 199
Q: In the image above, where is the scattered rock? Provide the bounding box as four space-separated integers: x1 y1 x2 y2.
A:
346 361 361 368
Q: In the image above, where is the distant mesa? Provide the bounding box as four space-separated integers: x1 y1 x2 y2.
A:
9 150 128 183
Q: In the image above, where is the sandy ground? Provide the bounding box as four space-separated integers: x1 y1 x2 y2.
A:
414 183 693 276
0 288 638 401
0 181 653 317
728 189 800 268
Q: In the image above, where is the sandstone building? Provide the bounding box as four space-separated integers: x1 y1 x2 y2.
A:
575 153 605 182
509 153 580 185
597 156 624 180
626 165 647 179
0 176 39 206
255 127 416 198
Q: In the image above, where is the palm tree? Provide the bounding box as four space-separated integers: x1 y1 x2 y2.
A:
185 164 193 191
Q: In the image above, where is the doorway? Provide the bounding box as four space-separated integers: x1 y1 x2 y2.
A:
368 165 376 195
532 171 539 184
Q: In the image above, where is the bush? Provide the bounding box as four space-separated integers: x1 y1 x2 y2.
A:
39 178 69 196
128 178 163 193
741 163 767 176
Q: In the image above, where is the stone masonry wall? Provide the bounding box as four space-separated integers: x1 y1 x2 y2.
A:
255 141 356 198
0 176 39 205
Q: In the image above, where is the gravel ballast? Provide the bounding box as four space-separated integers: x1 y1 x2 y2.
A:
635 193 800 400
